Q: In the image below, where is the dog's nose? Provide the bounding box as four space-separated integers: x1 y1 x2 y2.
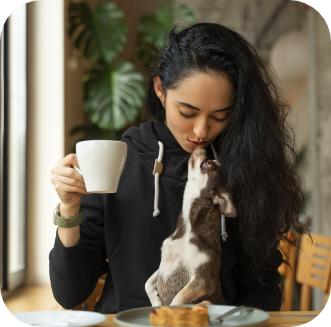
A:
193 145 206 157
189 146 207 170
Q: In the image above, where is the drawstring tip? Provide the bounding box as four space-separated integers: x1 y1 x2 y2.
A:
221 214 227 241
153 210 160 217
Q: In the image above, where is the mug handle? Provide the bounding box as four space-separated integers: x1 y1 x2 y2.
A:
73 165 83 176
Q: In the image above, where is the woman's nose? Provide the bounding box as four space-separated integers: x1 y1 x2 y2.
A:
192 119 209 140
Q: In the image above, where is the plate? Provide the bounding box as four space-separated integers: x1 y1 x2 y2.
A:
114 305 270 327
13 310 106 327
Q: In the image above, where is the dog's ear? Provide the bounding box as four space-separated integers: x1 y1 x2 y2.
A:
210 190 237 217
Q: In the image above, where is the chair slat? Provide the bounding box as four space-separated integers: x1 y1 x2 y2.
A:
314 247 331 258
300 284 311 311
309 266 328 279
311 256 329 268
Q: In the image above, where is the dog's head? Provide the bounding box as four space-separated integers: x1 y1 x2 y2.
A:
188 146 237 218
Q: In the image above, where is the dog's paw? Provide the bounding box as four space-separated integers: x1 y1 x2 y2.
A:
152 298 164 307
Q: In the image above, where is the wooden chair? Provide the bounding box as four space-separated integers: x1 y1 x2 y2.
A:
71 273 107 311
71 258 109 311
278 232 298 311
296 233 331 310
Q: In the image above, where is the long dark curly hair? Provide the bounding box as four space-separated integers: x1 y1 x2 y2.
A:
144 23 310 279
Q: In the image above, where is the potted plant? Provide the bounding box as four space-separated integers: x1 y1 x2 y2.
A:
68 1 197 147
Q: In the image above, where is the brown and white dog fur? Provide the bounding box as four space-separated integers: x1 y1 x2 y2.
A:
145 146 237 306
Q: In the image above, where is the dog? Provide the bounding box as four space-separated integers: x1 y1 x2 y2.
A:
145 146 237 306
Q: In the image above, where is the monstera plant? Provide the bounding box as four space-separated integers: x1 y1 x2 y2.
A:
68 2 145 142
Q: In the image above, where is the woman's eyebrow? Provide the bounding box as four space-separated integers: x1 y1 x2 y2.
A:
177 101 231 112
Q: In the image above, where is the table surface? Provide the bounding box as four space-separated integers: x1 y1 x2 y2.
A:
2 286 319 327
92 311 319 327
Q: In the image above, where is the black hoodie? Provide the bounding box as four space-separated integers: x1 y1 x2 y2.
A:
49 119 282 313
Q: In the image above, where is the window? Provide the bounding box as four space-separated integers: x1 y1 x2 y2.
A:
1 4 27 291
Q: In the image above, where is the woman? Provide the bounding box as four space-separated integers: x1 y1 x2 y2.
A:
49 23 308 313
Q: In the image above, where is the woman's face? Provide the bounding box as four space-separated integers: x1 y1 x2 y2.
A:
153 72 234 153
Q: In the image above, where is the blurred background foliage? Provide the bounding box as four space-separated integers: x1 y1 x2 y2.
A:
68 0 196 149
136 1 196 71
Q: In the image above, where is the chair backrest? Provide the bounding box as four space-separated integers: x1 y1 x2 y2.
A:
278 232 298 311
296 233 331 310
71 273 107 311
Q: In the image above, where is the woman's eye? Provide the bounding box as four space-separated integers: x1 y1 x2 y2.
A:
178 110 226 122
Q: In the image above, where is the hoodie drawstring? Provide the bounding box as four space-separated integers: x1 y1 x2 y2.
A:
210 143 227 242
153 141 164 217
221 214 228 242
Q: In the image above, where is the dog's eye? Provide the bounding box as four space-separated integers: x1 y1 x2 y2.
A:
201 160 214 170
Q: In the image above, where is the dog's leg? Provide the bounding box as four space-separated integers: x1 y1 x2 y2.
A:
170 276 206 305
145 269 164 307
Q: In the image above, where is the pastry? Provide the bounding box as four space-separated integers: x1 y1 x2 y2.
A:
150 305 209 326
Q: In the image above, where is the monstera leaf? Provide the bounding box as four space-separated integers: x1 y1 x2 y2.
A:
137 1 196 69
83 61 145 130
68 2 127 63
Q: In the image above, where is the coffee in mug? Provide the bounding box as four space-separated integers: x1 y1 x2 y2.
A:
74 140 127 193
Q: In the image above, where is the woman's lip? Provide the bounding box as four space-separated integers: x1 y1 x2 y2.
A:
188 140 208 148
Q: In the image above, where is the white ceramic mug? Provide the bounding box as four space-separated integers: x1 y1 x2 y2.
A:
74 140 127 193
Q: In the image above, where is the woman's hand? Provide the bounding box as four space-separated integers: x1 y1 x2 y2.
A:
51 154 92 208
197 301 213 306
